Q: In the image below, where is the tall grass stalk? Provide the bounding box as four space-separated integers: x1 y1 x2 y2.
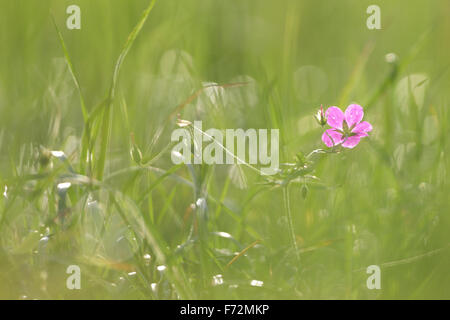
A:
283 185 300 265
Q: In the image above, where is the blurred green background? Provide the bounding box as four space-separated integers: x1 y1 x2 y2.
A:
0 0 449 299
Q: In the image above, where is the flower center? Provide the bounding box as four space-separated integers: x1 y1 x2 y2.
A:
340 121 357 138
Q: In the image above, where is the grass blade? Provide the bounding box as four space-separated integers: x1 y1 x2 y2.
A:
51 16 88 122
97 0 158 180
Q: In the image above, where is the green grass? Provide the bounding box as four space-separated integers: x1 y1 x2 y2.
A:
0 0 449 299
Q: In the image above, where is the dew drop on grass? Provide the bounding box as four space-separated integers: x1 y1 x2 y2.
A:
39 236 49 245
143 253 151 266
195 197 207 211
50 150 65 158
215 231 232 239
212 274 224 286
157 265 167 272
87 199 98 208
250 280 264 287
57 182 71 191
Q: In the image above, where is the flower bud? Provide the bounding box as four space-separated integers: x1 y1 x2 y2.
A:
314 105 327 127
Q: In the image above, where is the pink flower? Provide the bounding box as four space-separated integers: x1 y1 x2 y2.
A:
321 104 372 149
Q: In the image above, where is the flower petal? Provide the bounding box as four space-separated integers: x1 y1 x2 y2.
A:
345 104 364 128
322 129 343 147
325 106 344 130
341 135 361 149
356 131 368 137
352 121 372 137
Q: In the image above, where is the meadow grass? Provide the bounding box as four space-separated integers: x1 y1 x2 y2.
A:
0 0 449 299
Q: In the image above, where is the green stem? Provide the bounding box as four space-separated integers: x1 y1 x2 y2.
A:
283 185 300 265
